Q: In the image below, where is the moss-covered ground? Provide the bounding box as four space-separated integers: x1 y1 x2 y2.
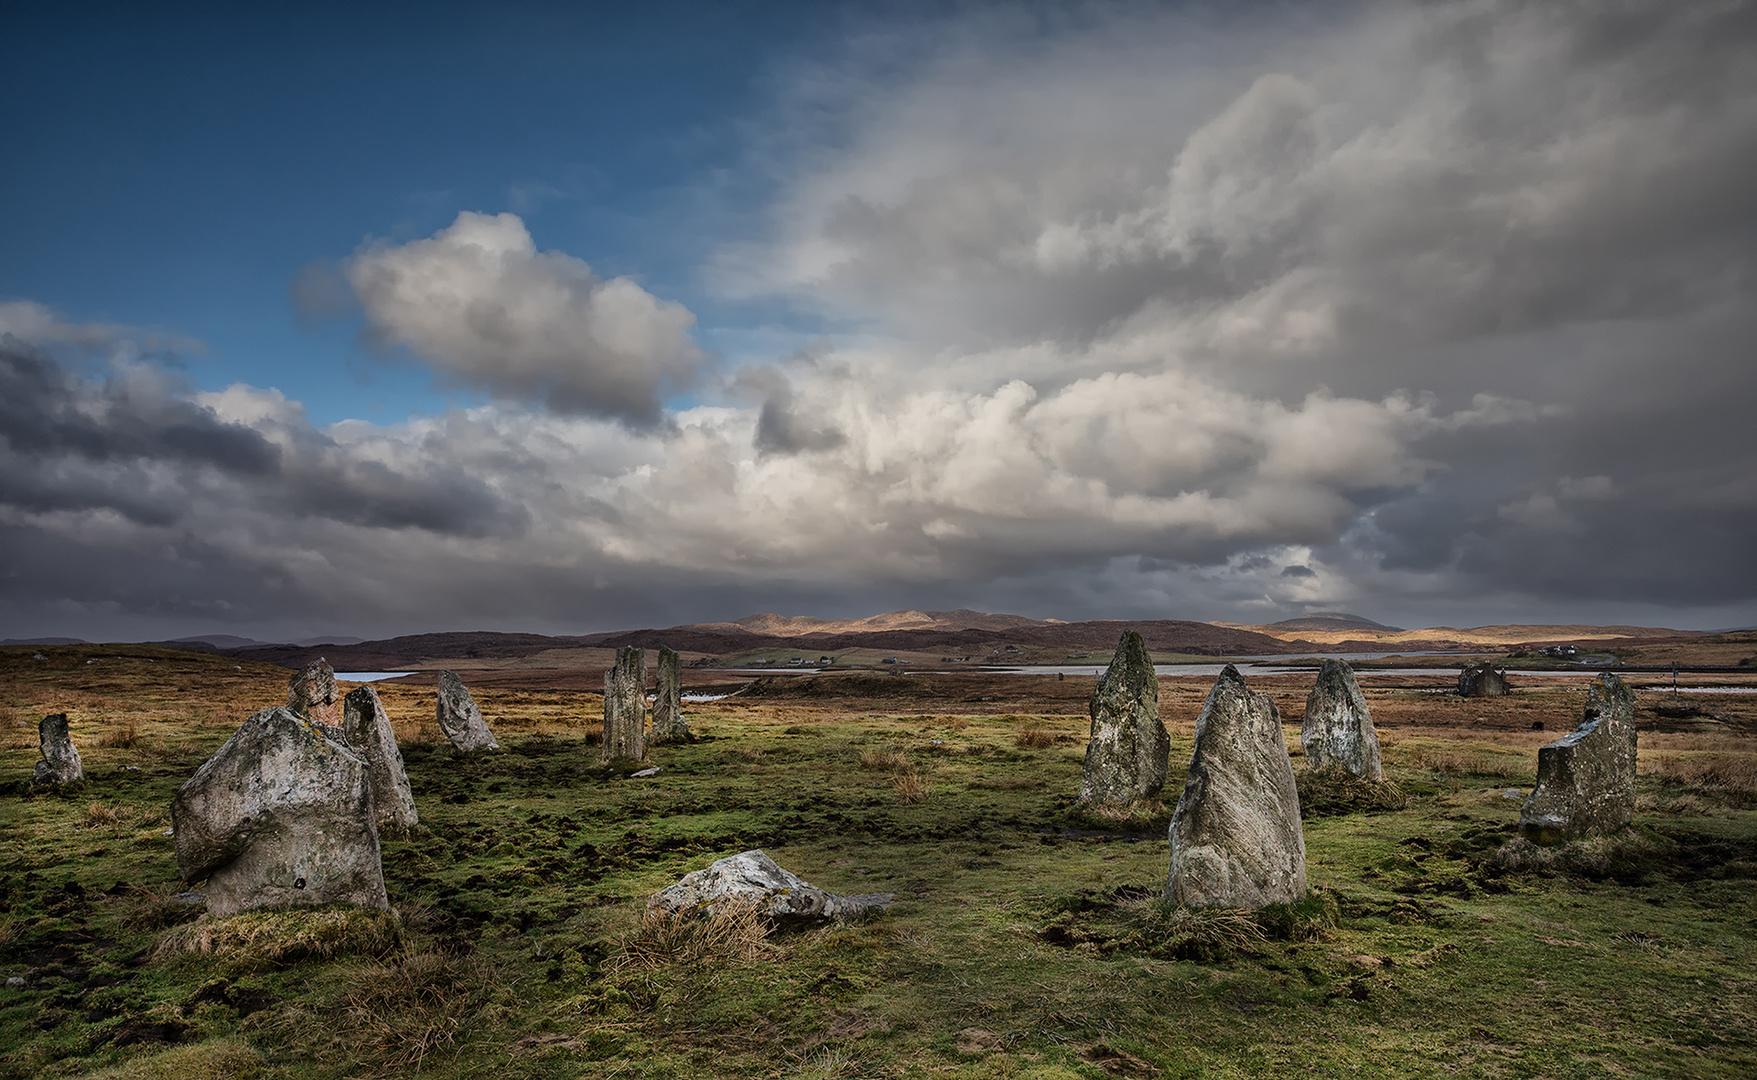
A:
2 645 1755 1078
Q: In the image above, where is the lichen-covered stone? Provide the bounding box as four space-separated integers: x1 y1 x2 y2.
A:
1301 660 1383 780
602 646 647 762
1458 662 1509 697
436 670 498 751
649 850 893 920
286 658 340 726
33 713 83 785
1080 631 1169 804
170 706 388 918
1166 665 1307 909
1520 673 1637 844
650 645 689 743
342 685 418 829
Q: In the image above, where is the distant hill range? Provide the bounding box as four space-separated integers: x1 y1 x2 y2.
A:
165 608 1704 671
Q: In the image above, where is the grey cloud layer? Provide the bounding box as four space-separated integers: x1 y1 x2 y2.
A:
4 0 1756 638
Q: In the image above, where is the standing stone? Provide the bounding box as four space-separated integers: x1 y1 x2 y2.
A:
1519 674 1637 844
1166 666 1307 909
33 713 83 785
342 685 418 830
602 647 647 762
286 658 340 727
1301 660 1383 780
1458 662 1509 697
650 645 689 744
171 706 388 917
1080 631 1169 804
436 670 498 751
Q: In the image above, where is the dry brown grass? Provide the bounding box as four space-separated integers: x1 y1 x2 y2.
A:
1641 753 1757 806
616 897 775 970
82 802 124 828
96 716 138 748
859 747 909 770
893 769 928 804
330 951 501 1071
156 906 405 972
1016 727 1057 749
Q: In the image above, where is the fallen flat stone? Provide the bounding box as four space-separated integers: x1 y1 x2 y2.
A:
342 685 418 829
629 766 662 778
1520 673 1638 843
1167 665 1307 909
649 850 894 920
33 713 83 786
436 670 498 751
286 658 340 727
1301 660 1383 780
171 706 388 918
602 646 647 762
1458 662 1509 697
650 645 689 743
1080 630 1170 804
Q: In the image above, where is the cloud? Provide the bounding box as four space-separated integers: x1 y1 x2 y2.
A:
347 212 708 425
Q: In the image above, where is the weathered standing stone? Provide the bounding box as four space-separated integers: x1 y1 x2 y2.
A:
602 647 647 762
1519 674 1637 844
649 850 894 920
1301 660 1383 780
342 685 418 830
1080 631 1170 804
436 670 498 751
170 706 388 918
1166 665 1307 909
1458 662 1509 697
650 645 689 743
286 658 340 727
33 713 83 785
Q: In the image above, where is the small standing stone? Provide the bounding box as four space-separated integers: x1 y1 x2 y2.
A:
171 706 388 918
1166 665 1307 909
1458 662 1509 697
602 646 647 762
650 645 689 743
33 713 84 785
436 670 499 751
1080 631 1170 804
342 684 418 829
1301 660 1383 780
286 658 341 726
1520 673 1638 844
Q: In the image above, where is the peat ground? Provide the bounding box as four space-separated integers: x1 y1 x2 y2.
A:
2 645 1755 1078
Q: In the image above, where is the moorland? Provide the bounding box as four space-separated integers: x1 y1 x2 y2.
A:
3 628 1756 1079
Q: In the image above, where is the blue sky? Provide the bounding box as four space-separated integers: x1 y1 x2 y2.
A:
3 1 1755 641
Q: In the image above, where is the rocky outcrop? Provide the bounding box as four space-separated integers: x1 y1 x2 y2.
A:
1458 662 1509 697
649 850 894 920
1166 666 1307 909
342 685 418 830
170 706 388 918
286 658 340 727
33 713 83 785
1520 673 1637 844
436 670 498 751
650 645 689 743
1080 630 1170 804
602 646 647 762
1300 660 1383 780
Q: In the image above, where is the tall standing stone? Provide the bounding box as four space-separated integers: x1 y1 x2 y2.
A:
287 658 340 727
1166 665 1307 909
1080 631 1169 804
1301 660 1383 780
343 685 418 830
602 647 647 762
650 645 689 743
33 713 84 785
171 706 388 918
1458 662 1509 697
436 670 499 751
1519 673 1638 844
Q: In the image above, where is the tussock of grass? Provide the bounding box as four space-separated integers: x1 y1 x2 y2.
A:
82 801 124 828
156 906 406 972
1015 727 1057 749
1491 829 1677 879
80 1038 262 1080
616 897 775 970
893 769 928 803
332 951 501 1070
121 885 206 932
1296 767 1409 817
859 747 908 770
96 717 139 748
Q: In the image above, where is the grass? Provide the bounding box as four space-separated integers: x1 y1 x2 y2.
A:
2 644 1756 1078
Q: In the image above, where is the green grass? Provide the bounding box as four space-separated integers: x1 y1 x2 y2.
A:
2 648 1755 1078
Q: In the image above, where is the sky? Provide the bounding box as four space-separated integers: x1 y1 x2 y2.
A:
3 0 1755 643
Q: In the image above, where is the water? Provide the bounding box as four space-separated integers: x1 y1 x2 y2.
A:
333 672 415 682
